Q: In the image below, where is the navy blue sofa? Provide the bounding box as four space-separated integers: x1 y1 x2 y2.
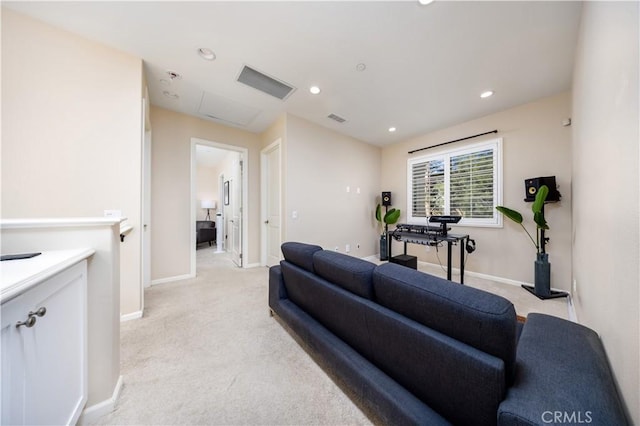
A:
269 242 628 426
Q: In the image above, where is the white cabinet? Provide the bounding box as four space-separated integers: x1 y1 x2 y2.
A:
1 259 88 426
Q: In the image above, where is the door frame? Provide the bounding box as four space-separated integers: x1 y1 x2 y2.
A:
190 138 249 275
260 138 282 266
139 93 152 321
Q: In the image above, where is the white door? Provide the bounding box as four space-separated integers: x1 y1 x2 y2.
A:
230 157 243 267
265 144 281 266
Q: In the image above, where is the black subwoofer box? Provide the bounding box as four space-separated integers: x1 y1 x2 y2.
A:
390 254 417 270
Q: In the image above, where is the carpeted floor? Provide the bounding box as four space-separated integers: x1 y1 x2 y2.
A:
93 247 372 425
94 245 569 425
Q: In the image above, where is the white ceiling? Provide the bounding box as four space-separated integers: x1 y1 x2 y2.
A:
196 144 229 169
4 1 583 146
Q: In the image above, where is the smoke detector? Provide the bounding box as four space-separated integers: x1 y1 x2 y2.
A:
166 70 182 81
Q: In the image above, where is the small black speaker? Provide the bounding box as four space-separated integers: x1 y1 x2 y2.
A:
382 192 392 206
524 176 561 202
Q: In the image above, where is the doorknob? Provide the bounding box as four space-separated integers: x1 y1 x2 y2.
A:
264 220 269 224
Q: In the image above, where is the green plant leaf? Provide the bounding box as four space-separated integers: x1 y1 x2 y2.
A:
532 185 549 214
384 208 401 224
534 211 549 230
495 206 523 224
375 204 382 222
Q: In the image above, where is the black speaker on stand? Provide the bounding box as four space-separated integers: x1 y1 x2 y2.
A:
380 192 392 261
381 192 392 206
521 176 567 300
524 176 561 202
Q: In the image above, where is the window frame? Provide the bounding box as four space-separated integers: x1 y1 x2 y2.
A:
406 138 503 227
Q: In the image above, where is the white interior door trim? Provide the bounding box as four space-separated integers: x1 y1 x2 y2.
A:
190 138 249 275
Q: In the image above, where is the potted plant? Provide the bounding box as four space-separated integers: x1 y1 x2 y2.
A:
496 185 565 299
376 204 401 261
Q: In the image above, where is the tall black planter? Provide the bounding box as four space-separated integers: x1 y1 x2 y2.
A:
522 252 568 300
379 235 388 261
534 253 551 297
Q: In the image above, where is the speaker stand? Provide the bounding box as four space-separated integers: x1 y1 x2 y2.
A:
521 284 568 300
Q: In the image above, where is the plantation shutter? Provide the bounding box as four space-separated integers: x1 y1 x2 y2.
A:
449 148 494 218
408 138 501 226
411 158 444 218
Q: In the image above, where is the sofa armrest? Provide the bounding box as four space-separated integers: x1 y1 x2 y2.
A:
269 265 288 311
498 314 629 425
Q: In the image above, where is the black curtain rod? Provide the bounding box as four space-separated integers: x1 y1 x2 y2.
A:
408 130 498 154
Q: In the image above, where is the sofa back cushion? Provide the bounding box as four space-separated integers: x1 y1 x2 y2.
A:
366 306 506 426
280 261 374 360
373 263 518 384
313 250 376 299
281 242 323 273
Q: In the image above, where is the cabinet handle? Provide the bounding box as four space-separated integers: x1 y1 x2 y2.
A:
29 307 47 318
15 307 46 328
16 316 37 328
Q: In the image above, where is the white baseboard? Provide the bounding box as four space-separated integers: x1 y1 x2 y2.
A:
243 262 261 268
120 310 143 322
362 255 380 262
78 375 123 425
151 273 195 286
567 294 578 323
418 260 571 293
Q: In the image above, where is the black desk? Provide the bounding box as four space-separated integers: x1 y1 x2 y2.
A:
389 229 469 284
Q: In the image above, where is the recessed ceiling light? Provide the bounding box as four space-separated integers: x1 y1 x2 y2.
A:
356 63 367 72
388 127 397 132
163 91 179 100
309 86 321 95
418 0 435 5
480 90 494 98
197 48 216 61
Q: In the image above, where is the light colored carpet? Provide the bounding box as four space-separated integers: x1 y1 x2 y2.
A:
94 247 372 425
94 246 569 425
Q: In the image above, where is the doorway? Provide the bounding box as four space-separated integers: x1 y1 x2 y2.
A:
190 138 248 275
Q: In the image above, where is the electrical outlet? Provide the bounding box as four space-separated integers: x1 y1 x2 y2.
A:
346 244 351 253
335 246 339 251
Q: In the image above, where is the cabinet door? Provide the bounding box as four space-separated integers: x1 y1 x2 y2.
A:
1 261 87 426
1 294 28 425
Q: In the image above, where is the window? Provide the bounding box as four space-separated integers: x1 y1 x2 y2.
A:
407 138 502 227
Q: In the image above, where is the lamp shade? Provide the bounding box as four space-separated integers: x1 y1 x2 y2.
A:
201 200 216 209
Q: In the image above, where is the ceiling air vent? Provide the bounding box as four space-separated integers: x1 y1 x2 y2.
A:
327 113 347 123
237 65 296 100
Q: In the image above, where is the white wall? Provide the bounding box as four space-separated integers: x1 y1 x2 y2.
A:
571 2 639 422
0 8 144 321
381 93 573 289
150 106 262 281
285 114 382 257
196 163 219 221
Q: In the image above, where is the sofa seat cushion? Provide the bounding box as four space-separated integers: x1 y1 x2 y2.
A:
498 314 629 426
373 263 518 384
281 242 323 273
313 250 376 299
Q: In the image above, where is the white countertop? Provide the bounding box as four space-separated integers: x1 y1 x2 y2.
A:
1 217 125 229
0 248 95 304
